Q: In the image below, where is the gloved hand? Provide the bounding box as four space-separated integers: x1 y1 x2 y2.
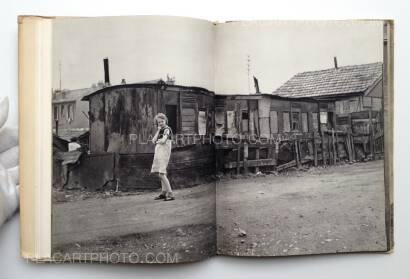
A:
0 96 19 227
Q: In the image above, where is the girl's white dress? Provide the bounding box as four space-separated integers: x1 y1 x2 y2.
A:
150 127 172 174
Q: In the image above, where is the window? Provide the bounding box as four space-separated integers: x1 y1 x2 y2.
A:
335 101 342 114
292 111 300 131
302 113 308 132
53 105 59 121
349 100 358 113
226 110 237 136
327 112 334 129
215 108 225 136
60 105 65 119
270 111 278 134
312 113 319 132
241 110 249 133
283 112 290 132
198 110 207 135
320 112 328 124
67 103 75 121
67 104 72 120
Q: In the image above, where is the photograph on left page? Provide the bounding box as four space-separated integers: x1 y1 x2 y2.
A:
50 16 217 264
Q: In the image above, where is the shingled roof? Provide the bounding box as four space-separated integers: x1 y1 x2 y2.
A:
273 62 383 98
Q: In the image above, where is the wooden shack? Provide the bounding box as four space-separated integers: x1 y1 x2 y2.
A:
215 62 384 174
274 61 384 162
64 80 216 191
214 94 332 174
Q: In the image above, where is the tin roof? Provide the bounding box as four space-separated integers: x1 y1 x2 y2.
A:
81 81 214 101
273 62 383 98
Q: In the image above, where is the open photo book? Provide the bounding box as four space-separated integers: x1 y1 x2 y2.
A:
19 16 393 263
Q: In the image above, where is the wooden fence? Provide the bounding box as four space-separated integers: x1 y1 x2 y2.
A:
216 109 383 174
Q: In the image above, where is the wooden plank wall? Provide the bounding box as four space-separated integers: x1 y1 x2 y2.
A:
216 95 384 174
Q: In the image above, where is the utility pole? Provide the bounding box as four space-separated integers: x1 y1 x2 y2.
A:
59 61 62 91
247 54 251 94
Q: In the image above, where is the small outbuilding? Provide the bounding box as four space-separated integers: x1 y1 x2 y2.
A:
71 80 216 190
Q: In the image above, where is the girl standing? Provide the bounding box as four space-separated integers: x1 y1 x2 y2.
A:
151 113 175 201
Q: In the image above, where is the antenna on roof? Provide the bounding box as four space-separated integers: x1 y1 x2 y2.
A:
334 57 338 69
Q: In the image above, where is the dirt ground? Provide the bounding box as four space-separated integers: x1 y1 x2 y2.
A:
217 160 387 257
52 183 216 263
52 160 387 262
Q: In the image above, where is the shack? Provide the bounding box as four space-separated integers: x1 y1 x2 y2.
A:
273 61 384 162
214 61 384 174
214 93 329 174
59 79 216 191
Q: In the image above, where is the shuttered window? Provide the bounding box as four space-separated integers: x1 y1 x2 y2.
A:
302 113 308 132
283 112 290 133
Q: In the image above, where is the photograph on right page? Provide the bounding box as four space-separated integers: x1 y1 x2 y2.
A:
215 20 393 256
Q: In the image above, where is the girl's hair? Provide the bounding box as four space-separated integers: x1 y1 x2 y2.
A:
154 113 168 125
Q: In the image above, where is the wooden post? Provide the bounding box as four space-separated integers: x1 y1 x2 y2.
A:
255 147 260 173
327 134 334 165
368 110 374 159
347 113 355 162
268 145 273 159
351 133 356 161
274 140 279 167
243 142 249 174
177 92 183 136
313 135 318 167
236 145 241 175
332 129 337 165
295 139 301 169
321 130 326 166
335 130 340 162
345 133 352 163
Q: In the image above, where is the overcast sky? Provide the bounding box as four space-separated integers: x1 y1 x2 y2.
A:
53 17 383 94
53 16 215 91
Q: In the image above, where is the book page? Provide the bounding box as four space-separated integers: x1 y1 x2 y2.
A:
50 16 217 263
214 20 393 256
19 16 53 261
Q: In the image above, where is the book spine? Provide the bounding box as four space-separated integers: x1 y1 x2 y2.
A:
383 20 394 252
18 16 53 261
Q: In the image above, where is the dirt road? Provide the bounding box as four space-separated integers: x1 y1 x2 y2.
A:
52 183 215 263
217 160 387 256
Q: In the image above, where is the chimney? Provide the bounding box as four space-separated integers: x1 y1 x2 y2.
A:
103 58 110 86
166 74 175 85
253 76 260 94
334 57 338 69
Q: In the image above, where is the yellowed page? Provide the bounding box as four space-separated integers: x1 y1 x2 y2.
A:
19 15 53 260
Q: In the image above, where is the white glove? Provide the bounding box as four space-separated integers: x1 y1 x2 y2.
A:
0 96 19 227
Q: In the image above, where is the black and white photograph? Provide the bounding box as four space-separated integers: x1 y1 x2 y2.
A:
49 17 392 263
214 20 392 256
51 17 217 263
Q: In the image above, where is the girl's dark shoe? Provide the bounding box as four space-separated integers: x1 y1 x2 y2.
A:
164 193 175 201
154 192 166 200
